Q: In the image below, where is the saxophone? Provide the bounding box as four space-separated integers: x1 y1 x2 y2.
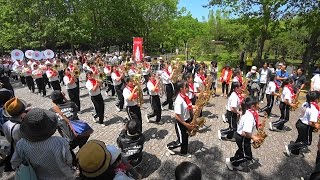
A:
188 90 207 137
171 60 183 83
133 74 144 107
204 74 214 104
290 91 300 111
252 112 268 149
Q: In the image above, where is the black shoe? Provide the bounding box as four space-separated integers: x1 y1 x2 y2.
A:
221 137 236 142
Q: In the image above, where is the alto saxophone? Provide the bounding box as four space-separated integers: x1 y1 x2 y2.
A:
252 112 268 149
290 91 301 111
171 60 183 83
188 90 207 137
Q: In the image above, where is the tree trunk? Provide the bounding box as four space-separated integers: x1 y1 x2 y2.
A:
302 30 320 77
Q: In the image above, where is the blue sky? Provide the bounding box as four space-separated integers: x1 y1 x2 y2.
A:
178 0 212 21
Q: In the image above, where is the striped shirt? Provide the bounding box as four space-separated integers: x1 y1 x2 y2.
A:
11 136 74 180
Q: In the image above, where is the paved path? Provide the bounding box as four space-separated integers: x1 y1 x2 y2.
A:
1 77 318 180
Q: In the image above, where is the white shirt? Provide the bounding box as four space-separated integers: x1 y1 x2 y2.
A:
194 74 205 91
174 94 191 121
86 79 101 96
147 81 159 96
259 68 268 83
161 70 171 84
188 83 197 99
22 67 32 77
32 69 43 79
265 81 276 95
227 92 240 111
46 69 59 82
12 62 23 73
281 86 293 103
123 87 138 106
63 76 76 89
237 110 256 135
111 72 122 86
223 71 229 81
128 69 137 77
104 66 112 76
300 102 319 125
311 74 320 91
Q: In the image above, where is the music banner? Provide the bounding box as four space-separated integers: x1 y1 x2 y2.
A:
133 37 143 63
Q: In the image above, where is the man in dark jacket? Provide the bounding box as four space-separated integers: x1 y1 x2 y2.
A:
117 120 145 167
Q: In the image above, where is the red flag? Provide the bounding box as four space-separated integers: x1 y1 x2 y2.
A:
133 37 143 63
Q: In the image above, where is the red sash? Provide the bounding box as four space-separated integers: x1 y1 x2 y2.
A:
126 86 138 99
235 91 244 104
180 93 192 110
248 109 260 128
88 78 97 87
114 70 120 77
149 79 159 92
189 82 195 93
285 85 295 99
198 74 206 86
311 102 320 118
163 69 171 76
66 74 72 82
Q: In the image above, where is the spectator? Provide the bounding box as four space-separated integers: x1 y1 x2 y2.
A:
0 88 14 132
77 140 113 179
219 64 232 97
258 62 272 102
311 73 320 92
107 144 141 180
11 108 74 179
117 120 145 167
175 161 202 180
275 65 289 87
291 67 306 93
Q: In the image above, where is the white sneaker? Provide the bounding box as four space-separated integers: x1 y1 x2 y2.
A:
218 130 222 140
145 114 150 123
181 153 192 158
260 101 264 103
269 122 273 131
166 147 175 155
161 106 164 111
222 114 227 123
226 158 234 171
116 106 121 112
285 145 291 156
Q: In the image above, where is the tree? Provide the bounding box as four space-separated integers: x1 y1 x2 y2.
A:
206 0 288 62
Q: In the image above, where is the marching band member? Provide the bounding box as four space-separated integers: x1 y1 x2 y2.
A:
64 68 80 111
194 67 206 92
89 62 99 76
194 67 206 117
218 82 243 141
145 72 162 123
12 59 25 86
142 60 151 95
22 63 35 93
285 91 320 157
123 77 142 133
166 80 195 157
270 78 296 131
259 75 279 118
40 60 51 89
46 62 61 91
68 59 80 97
54 59 65 85
111 65 125 111
86 71 105 125
128 63 137 77
32 64 46 97
185 73 197 105
104 62 115 96
219 64 232 97
161 62 175 110
226 96 261 171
